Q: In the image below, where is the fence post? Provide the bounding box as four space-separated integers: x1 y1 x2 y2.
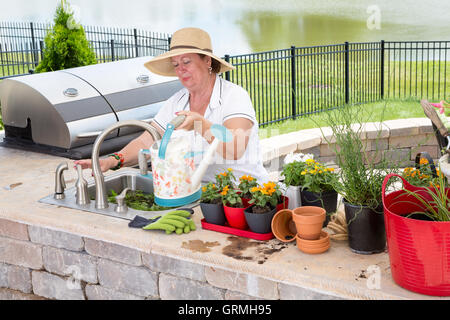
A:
30 22 39 67
224 54 230 81
344 41 350 104
290 45 297 120
380 40 385 99
168 36 171 50
39 40 44 61
111 39 115 61
133 28 139 57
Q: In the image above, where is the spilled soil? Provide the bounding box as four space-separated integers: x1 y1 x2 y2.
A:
222 236 289 264
181 240 221 253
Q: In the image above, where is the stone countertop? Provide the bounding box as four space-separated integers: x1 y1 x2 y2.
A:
0 143 445 300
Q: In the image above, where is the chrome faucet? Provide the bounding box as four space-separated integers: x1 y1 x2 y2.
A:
54 162 68 200
91 120 161 210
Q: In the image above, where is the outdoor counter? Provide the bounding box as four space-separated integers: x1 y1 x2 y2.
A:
0 134 447 300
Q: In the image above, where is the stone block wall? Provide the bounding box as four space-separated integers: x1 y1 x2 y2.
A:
0 218 340 300
261 118 441 174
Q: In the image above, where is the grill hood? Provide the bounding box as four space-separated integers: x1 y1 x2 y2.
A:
0 56 182 159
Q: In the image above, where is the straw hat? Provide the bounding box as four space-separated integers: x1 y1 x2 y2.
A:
144 27 235 77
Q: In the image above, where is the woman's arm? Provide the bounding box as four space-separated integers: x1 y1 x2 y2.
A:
175 111 253 160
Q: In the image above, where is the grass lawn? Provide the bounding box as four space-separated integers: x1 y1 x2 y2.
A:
258 98 429 138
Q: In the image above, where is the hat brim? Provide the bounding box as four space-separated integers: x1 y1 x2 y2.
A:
144 48 235 77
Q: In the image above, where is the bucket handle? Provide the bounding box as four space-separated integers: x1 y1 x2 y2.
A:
381 173 429 207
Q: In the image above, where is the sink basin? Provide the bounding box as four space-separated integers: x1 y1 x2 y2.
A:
39 168 198 221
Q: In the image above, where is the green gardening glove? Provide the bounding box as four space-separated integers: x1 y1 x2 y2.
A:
143 210 196 235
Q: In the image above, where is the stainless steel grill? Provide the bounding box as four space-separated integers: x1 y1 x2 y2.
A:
0 56 182 159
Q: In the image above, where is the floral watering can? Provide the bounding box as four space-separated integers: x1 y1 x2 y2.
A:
139 116 232 207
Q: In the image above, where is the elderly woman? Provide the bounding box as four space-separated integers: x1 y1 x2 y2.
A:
75 27 269 183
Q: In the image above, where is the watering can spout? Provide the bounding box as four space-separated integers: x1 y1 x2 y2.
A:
191 124 233 190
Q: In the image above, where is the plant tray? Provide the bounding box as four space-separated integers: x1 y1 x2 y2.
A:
200 219 274 241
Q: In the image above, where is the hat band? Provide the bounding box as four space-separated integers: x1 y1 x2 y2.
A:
170 45 213 53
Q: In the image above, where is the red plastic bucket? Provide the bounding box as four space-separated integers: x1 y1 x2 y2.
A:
382 173 450 296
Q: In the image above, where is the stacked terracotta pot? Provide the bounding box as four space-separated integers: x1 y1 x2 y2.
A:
272 206 330 254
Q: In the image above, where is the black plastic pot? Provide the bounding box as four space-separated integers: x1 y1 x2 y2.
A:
200 202 226 225
301 189 338 227
244 205 277 234
343 199 386 254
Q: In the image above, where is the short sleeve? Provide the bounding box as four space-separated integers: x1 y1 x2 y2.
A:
221 85 257 125
152 90 188 131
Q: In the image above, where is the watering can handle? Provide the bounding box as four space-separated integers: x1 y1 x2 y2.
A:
158 115 187 160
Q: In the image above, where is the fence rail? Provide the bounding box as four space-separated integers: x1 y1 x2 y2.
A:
1 21 449 127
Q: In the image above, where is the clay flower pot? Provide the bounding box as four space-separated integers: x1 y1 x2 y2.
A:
244 205 277 234
295 231 330 254
271 209 297 242
200 202 226 225
292 206 326 240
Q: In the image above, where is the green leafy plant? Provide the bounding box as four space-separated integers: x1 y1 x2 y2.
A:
220 185 243 208
322 104 398 210
402 168 450 221
35 0 97 73
402 156 447 188
281 161 307 187
300 159 337 193
215 168 237 189
238 175 258 198
248 182 282 212
200 182 221 204
107 189 169 211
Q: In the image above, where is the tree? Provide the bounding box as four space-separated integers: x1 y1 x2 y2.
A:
35 0 97 73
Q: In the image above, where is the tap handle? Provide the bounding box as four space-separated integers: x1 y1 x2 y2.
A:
54 162 69 199
115 188 131 213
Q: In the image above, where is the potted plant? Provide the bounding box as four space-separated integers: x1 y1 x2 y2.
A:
383 167 450 296
322 105 398 254
299 158 339 227
244 182 282 234
200 182 226 225
280 156 308 209
238 175 258 207
221 185 248 229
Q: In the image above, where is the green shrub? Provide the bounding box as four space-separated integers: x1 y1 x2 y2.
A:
35 0 97 73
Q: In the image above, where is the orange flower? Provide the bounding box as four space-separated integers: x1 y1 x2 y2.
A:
419 157 429 165
220 185 230 196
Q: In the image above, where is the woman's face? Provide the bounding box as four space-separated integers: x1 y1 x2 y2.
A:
171 53 211 91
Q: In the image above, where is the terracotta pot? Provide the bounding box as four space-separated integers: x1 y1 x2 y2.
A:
292 206 326 240
295 232 330 254
244 205 277 234
271 209 297 242
223 205 248 229
200 202 226 225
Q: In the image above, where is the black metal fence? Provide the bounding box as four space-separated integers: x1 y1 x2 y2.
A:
225 41 450 126
1 21 449 126
0 21 170 78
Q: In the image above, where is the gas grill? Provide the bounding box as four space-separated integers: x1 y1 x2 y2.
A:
0 56 182 159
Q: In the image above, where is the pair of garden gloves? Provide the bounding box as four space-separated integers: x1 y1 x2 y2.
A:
128 208 196 235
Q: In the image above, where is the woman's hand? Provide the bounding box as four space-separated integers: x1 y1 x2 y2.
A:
174 111 206 132
73 157 116 173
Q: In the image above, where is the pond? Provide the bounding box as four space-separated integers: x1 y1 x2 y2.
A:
1 0 449 56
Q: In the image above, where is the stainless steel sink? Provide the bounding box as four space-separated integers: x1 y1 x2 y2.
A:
39 168 198 221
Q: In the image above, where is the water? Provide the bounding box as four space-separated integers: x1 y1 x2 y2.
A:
1 0 449 56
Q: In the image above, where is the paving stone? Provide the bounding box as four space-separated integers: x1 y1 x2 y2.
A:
85 284 145 300
279 282 345 300
84 238 142 266
28 226 84 252
389 134 434 149
410 145 440 160
0 219 29 241
383 119 419 137
0 288 47 300
224 290 265 300
0 236 43 270
142 252 206 282
159 273 224 300
97 258 157 298
0 263 32 293
205 267 279 300
43 246 98 284
32 271 85 300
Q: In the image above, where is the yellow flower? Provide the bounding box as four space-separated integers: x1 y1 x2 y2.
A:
220 185 229 196
327 168 335 172
202 186 207 192
305 159 315 165
301 170 307 175
419 158 429 165
250 186 260 193
227 168 233 172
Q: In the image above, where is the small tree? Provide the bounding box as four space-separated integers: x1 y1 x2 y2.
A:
36 0 97 73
